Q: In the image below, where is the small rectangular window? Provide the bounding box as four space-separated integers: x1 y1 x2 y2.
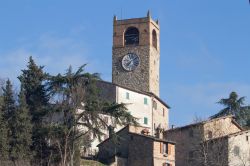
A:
144 117 148 125
246 136 249 141
164 143 168 154
144 97 148 105
161 143 168 154
234 146 240 156
189 129 194 137
208 131 213 139
163 108 165 116
126 92 129 99
163 163 171 166
153 101 157 109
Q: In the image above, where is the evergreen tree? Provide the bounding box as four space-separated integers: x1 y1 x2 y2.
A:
48 65 137 166
18 57 50 165
211 91 250 127
0 80 15 162
2 79 16 124
8 87 32 164
0 94 8 161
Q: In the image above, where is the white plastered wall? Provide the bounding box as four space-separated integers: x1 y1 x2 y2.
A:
228 131 250 166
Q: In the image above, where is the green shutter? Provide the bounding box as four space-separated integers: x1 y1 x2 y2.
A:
126 92 129 99
144 117 148 124
144 98 148 105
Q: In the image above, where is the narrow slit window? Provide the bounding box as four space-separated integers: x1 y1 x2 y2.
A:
126 92 130 99
144 97 148 105
152 29 157 49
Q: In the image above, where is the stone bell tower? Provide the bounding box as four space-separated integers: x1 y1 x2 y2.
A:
112 11 160 96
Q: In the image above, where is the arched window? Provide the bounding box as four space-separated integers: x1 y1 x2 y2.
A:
208 130 213 139
124 27 139 45
152 29 157 49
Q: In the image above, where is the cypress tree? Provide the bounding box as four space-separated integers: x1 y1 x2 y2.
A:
2 80 16 124
18 57 50 165
8 87 32 164
0 80 15 162
0 94 8 161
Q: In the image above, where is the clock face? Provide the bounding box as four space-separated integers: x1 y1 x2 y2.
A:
122 53 140 71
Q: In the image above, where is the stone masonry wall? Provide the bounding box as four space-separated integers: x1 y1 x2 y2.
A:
112 46 150 94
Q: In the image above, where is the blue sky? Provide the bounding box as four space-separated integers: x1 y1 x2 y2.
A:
0 0 250 126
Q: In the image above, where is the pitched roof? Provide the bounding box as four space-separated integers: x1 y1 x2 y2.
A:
97 125 175 147
204 129 250 142
165 115 243 132
130 132 176 144
97 80 170 109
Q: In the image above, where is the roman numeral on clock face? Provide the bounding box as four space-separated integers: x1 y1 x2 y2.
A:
122 53 140 71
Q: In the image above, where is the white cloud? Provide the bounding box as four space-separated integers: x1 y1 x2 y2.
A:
0 32 93 84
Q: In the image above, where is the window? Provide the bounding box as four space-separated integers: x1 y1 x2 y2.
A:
189 129 194 137
144 117 148 125
163 163 171 166
163 108 165 117
246 136 249 141
208 130 213 139
153 101 157 110
126 92 130 99
124 27 139 45
234 146 240 156
144 97 148 105
152 29 157 49
160 143 168 154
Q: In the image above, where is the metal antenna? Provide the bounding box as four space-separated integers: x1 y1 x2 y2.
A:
121 8 123 20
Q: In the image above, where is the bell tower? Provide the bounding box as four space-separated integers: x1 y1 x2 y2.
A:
112 11 160 96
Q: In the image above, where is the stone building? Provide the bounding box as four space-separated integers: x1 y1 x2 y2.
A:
164 115 245 166
84 11 177 165
97 125 175 166
84 11 173 161
226 130 250 166
112 11 160 97
89 80 170 154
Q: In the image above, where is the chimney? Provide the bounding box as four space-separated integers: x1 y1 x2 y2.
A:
155 127 164 139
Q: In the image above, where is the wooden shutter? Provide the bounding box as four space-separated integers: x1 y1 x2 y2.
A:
168 144 171 155
160 142 162 153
